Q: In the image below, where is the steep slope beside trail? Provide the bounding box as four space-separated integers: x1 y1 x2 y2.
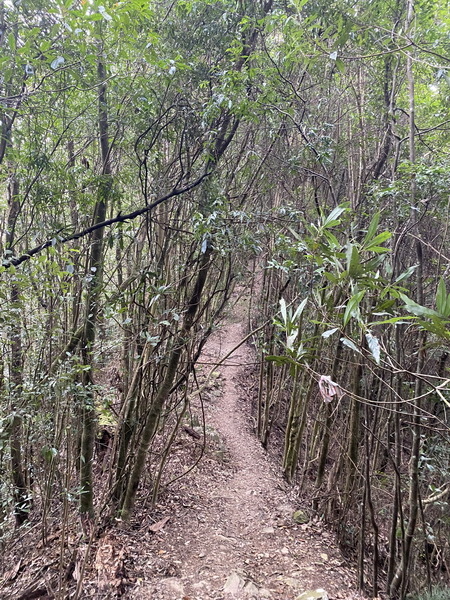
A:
123 298 362 600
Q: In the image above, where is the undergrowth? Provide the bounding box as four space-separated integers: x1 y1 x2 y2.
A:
410 587 450 600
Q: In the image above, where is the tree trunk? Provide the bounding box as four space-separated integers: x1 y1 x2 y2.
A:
120 246 213 520
79 57 111 519
6 175 30 525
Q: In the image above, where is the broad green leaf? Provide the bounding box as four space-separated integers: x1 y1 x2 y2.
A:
323 205 347 228
293 0 310 10
367 231 392 250
323 230 340 248
435 278 450 317
8 32 16 52
364 212 380 245
399 293 439 318
343 290 366 326
265 355 290 365
41 446 58 462
292 297 308 322
323 271 339 283
395 265 417 283
367 246 390 253
346 244 362 278
335 58 345 73
418 318 450 339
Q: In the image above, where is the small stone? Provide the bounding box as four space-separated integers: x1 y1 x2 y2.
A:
281 547 289 555
296 589 329 600
192 580 208 589
262 527 275 534
277 576 302 589
244 581 260 595
159 578 184 596
224 572 246 594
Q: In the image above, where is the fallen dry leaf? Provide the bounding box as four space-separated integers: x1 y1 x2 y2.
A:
149 516 171 533
3 558 23 582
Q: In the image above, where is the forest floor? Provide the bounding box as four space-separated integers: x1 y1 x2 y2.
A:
1 293 365 600
115 294 364 600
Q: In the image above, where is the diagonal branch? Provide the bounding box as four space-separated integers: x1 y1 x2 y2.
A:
2 172 211 271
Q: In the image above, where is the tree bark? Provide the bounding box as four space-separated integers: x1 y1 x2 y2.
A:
79 57 111 519
120 246 213 520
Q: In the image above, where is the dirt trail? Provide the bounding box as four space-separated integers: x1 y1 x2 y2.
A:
127 299 362 600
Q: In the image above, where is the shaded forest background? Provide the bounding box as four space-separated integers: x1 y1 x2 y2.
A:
0 0 449 597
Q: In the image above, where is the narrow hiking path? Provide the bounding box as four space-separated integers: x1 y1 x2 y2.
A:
123 296 363 600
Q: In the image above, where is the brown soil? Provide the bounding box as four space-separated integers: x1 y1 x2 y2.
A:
119 297 363 600
0 295 364 600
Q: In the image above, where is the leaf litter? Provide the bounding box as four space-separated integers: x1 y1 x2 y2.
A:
0 294 366 600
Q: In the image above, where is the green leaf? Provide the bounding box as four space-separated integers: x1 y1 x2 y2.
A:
279 298 287 325
346 243 362 278
323 230 340 248
366 332 381 365
367 246 390 253
418 318 450 339
341 337 362 354
343 290 366 326
323 271 339 283
364 212 380 246
292 297 308 321
335 58 345 73
368 316 415 326
369 231 391 245
395 265 417 283
265 355 289 365
399 293 439 318
322 327 339 338
435 278 450 317
8 32 16 52
292 0 310 10
286 329 299 350
41 446 58 463
323 205 347 228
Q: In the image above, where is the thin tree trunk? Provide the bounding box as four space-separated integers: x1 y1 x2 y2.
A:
120 246 213 520
6 175 30 526
390 4 425 593
79 57 111 519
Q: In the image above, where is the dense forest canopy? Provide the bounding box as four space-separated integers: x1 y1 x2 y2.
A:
0 0 449 597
